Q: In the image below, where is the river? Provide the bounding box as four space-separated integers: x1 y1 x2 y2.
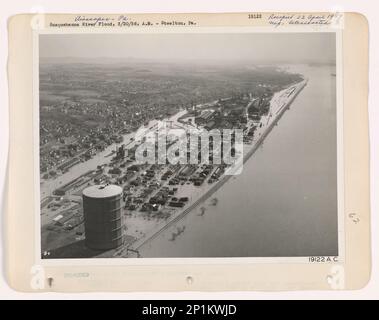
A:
139 64 338 257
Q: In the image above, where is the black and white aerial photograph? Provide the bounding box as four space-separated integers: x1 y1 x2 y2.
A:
39 32 338 259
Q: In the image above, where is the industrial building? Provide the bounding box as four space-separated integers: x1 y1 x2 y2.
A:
82 184 124 250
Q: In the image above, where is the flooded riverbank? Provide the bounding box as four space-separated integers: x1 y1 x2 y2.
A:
140 64 338 258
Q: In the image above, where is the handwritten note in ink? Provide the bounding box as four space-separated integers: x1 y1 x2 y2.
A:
268 13 344 28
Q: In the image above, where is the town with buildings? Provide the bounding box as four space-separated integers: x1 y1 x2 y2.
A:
39 60 306 259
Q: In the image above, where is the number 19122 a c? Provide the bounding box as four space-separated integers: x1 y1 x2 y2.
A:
309 256 339 263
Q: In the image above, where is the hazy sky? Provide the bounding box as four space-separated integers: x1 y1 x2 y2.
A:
40 33 336 63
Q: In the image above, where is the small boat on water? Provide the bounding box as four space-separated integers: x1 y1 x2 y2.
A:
169 226 186 241
197 207 206 216
211 198 218 206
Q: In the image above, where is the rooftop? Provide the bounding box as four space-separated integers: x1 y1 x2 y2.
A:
83 184 122 198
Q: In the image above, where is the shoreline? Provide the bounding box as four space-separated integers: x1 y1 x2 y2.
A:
128 79 308 254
